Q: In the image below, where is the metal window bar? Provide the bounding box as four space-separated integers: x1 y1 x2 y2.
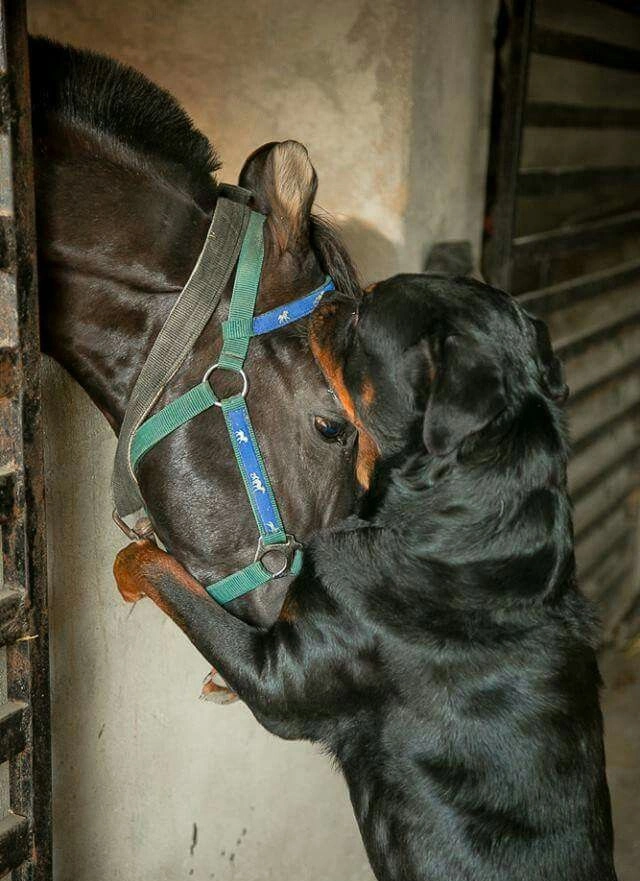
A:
0 0 52 878
483 0 640 636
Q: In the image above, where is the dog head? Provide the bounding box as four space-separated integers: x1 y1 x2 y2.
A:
310 273 568 488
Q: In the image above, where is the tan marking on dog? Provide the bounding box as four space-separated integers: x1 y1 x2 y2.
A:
361 378 375 407
201 668 239 704
310 328 380 490
114 542 241 704
279 590 299 623
114 540 209 610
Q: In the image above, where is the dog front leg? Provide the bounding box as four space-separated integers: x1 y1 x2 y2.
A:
113 540 316 740
114 541 271 698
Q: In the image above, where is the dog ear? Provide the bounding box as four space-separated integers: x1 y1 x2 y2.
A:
239 140 317 253
423 335 507 456
532 317 569 404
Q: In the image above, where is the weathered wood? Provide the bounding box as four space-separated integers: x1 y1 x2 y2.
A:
526 102 640 128
0 700 27 763
0 812 29 875
532 26 640 71
0 1 52 878
576 504 635 578
485 1 640 634
573 456 639 537
560 316 640 396
513 209 640 264
519 258 640 318
570 411 640 496
485 0 535 289
568 366 640 443
518 165 640 196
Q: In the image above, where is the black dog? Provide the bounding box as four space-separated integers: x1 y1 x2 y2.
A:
115 274 617 881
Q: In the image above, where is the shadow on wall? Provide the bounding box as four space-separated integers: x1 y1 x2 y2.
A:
337 217 400 284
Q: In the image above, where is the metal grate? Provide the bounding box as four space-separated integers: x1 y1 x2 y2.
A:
484 0 640 636
0 0 52 878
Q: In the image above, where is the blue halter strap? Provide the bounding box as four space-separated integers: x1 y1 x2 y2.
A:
130 210 334 604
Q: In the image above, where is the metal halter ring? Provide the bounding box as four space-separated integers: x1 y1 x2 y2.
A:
254 535 301 579
202 362 249 406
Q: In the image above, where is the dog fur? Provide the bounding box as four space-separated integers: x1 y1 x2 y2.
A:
115 273 617 881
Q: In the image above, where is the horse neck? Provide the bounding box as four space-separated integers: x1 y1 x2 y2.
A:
36 122 216 430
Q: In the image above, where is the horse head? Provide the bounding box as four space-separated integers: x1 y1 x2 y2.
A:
31 37 359 627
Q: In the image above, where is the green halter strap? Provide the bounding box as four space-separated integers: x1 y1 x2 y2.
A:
130 208 333 603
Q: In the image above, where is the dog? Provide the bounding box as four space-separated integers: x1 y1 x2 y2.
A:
115 273 617 881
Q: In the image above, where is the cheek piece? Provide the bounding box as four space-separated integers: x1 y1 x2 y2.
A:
112 186 334 604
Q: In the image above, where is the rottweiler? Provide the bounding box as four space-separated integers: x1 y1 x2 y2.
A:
115 273 617 881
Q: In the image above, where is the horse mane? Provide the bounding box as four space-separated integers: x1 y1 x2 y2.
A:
310 215 361 299
29 35 219 202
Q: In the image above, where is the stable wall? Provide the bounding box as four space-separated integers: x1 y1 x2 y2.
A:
27 1 497 878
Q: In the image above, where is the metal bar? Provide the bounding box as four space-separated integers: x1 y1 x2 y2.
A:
518 258 640 316
583 534 633 606
0 466 17 522
568 360 640 448
569 411 640 497
485 0 534 289
579 522 634 583
576 486 637 544
573 445 639 507
571 399 640 457
0 814 29 876
518 165 640 196
0 586 26 645
564 329 640 399
0 700 26 763
594 1 640 15
574 456 639 537
556 306 640 358
525 101 640 128
532 26 640 71
512 208 640 263
0 1 52 879
568 353 640 406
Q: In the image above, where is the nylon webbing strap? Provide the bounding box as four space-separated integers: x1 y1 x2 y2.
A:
130 382 218 473
206 549 304 605
219 211 265 370
112 192 252 517
220 395 286 544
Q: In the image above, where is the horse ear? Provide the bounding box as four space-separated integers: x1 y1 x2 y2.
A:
423 336 507 456
239 140 317 252
531 316 569 403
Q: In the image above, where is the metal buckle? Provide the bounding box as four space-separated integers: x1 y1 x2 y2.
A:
202 362 249 407
254 535 301 578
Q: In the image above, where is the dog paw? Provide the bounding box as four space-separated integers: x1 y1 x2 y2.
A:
200 667 239 705
113 539 165 603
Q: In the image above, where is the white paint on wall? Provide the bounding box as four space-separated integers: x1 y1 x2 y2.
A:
30 1 496 878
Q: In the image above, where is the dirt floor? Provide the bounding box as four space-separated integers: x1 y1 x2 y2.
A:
600 633 640 881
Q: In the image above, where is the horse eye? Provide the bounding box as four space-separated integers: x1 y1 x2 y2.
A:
314 415 347 442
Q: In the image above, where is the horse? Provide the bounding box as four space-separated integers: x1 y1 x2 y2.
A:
30 36 361 639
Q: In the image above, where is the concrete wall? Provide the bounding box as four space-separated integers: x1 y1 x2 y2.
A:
28 1 497 879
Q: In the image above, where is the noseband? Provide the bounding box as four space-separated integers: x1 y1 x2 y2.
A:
112 185 334 604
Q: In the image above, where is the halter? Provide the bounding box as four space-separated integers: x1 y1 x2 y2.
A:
112 186 334 604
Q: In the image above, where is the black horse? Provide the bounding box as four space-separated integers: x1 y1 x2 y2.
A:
31 37 361 638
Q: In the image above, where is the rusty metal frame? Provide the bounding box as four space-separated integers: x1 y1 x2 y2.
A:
0 0 52 878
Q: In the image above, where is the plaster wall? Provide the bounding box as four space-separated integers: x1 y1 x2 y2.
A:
28 1 496 878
